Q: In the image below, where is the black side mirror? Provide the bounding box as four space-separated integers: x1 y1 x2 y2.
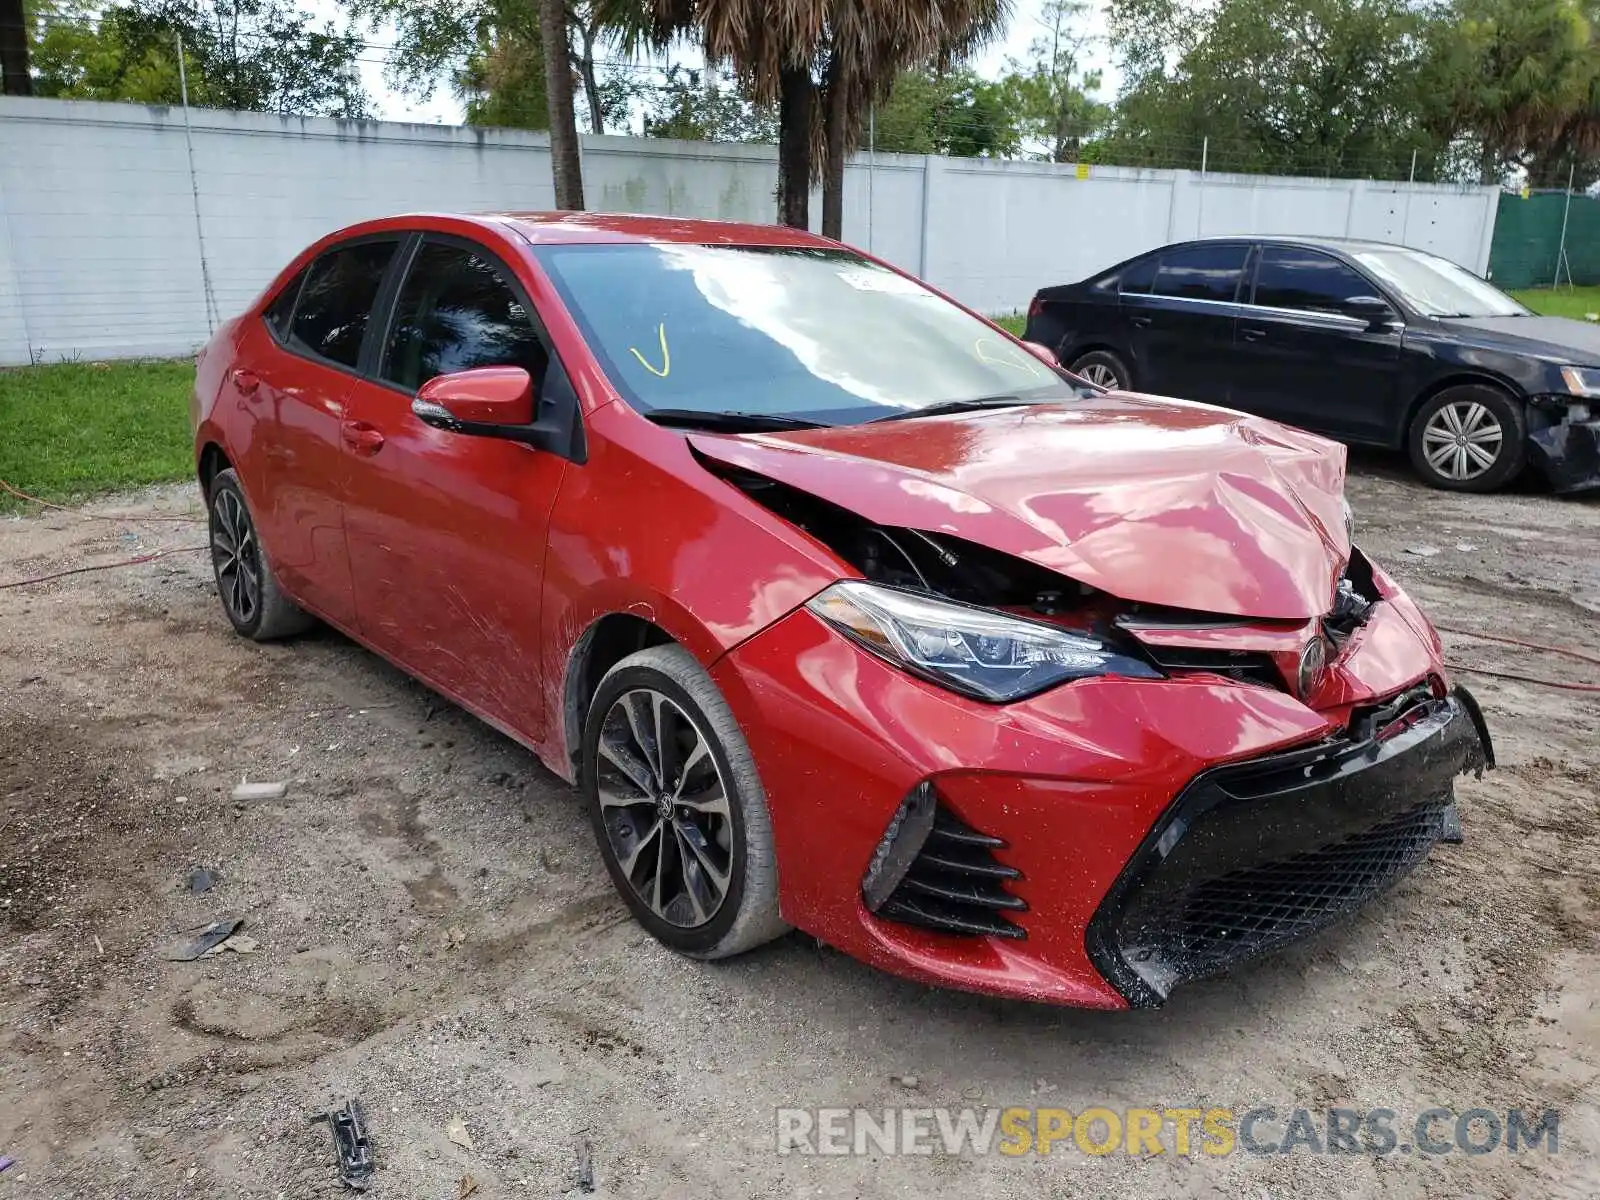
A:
1346 295 1399 328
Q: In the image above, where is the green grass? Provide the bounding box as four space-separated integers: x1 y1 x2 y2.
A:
1510 286 1600 321
992 313 1027 337
0 359 195 509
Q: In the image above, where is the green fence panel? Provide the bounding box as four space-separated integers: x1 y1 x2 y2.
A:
1489 191 1600 289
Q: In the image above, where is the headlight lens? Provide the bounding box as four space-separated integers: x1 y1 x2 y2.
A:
805 581 1160 702
1558 365 1600 399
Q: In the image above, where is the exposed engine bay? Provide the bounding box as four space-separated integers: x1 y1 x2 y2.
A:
711 462 1385 699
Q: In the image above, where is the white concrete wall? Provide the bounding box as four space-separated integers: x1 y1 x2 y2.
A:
0 97 1502 365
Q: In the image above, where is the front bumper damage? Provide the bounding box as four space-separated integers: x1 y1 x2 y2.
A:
1086 688 1491 1007
1528 396 1600 493
714 585 1494 1008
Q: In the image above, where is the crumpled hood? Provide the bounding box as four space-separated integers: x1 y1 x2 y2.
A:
690 394 1352 620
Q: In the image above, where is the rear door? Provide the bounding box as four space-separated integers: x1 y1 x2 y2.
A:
237 236 401 628
1122 243 1250 403
1231 245 1404 440
339 233 575 737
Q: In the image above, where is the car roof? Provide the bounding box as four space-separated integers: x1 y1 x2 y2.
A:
488 211 841 248
1167 234 1410 255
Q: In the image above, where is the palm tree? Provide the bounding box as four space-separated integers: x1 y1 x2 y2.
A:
539 0 585 208
655 0 1008 230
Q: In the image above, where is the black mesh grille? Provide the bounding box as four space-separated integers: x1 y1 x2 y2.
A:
1121 802 1446 978
1135 645 1284 690
878 808 1027 940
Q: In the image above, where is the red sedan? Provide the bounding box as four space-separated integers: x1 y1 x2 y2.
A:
191 212 1493 1008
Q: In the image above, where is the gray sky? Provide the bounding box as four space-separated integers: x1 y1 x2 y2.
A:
332 0 1120 127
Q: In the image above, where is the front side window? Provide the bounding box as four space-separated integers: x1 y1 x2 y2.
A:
534 243 1078 424
1253 247 1378 315
381 241 548 392
1152 245 1248 303
287 240 397 368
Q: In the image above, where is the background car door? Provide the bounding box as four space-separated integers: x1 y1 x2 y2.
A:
340 235 573 737
240 237 400 629
1231 245 1404 441
1120 242 1251 404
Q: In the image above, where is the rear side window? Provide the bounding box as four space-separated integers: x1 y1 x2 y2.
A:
287 240 398 368
381 240 548 392
1118 255 1158 295
1253 247 1377 315
1152 245 1248 303
265 268 305 338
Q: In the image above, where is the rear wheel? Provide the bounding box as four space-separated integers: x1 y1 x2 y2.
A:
1068 349 1130 391
208 468 314 640
582 644 788 959
1407 385 1525 492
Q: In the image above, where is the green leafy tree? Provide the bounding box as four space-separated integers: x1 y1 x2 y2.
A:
31 0 370 116
642 63 775 141
872 67 1020 157
994 0 1108 161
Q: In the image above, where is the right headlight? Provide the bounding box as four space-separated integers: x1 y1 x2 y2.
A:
805 581 1160 703
1558 365 1600 399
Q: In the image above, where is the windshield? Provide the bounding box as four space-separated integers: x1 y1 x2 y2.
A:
534 243 1080 424
1348 248 1529 318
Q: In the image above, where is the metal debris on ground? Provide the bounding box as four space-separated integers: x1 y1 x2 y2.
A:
231 780 288 801
185 866 221 894
202 933 258 957
1404 545 1441 557
1440 803 1465 844
162 915 245 962
310 1099 375 1192
446 1116 475 1152
576 1138 595 1193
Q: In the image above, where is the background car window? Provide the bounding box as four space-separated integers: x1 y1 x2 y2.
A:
265 268 305 339
287 241 396 368
1151 245 1247 303
382 241 547 392
1118 255 1158 295
1253 247 1377 314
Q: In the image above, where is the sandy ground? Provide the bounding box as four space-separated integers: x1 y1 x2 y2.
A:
2 455 1598 1199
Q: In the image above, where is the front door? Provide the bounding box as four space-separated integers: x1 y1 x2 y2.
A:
340 235 571 738
1230 245 1404 441
244 238 401 628
1121 242 1250 404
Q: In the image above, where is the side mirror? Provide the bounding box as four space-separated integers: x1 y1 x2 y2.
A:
1020 341 1060 367
413 366 534 429
1346 295 1398 328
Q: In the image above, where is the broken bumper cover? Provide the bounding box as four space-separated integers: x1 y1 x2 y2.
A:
1528 398 1600 493
1086 689 1491 1007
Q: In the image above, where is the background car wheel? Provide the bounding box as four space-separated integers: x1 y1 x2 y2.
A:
1068 349 1130 391
207 468 315 640
582 643 788 959
1407 385 1526 492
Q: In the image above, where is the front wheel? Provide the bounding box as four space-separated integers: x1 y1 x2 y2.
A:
1407 386 1526 492
581 644 788 959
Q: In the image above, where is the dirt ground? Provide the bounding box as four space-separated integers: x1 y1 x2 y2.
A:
2 455 1597 1199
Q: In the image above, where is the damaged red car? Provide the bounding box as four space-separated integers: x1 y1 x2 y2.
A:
191 213 1494 1008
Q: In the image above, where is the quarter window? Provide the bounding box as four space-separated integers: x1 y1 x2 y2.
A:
287 241 397 368
1118 255 1158 295
1152 245 1248 303
382 241 547 392
265 268 305 339
1253 247 1378 315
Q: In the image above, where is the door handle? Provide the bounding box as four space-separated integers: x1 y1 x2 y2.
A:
342 421 386 455
1240 327 1267 342
232 368 261 396
1129 315 1152 328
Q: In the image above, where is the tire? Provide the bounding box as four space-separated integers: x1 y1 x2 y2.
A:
1068 349 1131 391
207 468 315 640
1406 385 1527 493
581 643 788 959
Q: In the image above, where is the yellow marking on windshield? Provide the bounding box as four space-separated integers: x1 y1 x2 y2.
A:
974 337 1044 377
629 324 671 377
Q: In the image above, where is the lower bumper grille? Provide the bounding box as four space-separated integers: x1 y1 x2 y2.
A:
1087 689 1489 1006
874 804 1027 940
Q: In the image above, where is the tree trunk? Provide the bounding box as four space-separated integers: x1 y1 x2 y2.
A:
578 22 604 135
776 64 813 229
539 0 584 210
1 0 33 96
821 56 847 240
